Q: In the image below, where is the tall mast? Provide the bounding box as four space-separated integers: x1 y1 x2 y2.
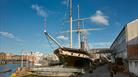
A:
77 0 81 48
21 50 23 67
69 0 73 48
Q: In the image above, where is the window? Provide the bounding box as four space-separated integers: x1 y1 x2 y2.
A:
135 61 138 66
129 61 132 65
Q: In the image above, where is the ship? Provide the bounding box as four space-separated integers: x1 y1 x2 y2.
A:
43 0 96 73
11 0 97 77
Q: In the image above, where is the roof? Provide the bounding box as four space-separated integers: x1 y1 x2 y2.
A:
110 19 138 49
129 56 138 60
90 48 112 53
127 19 138 26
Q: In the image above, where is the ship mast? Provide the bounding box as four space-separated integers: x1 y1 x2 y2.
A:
77 0 81 48
62 0 101 49
69 0 73 48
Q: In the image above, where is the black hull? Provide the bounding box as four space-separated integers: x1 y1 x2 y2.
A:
54 47 93 68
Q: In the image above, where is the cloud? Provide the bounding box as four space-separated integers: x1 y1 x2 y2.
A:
31 4 47 17
57 35 68 40
0 31 15 38
115 22 121 26
61 0 68 5
0 31 23 42
91 10 109 25
15 38 24 42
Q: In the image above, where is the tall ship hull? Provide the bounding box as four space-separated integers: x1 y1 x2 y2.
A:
54 47 93 69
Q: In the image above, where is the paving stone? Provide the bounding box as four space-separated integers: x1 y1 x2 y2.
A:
81 64 129 77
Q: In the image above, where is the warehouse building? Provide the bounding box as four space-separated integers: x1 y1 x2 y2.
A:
110 19 138 75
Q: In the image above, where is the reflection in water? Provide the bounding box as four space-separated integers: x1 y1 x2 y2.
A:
0 64 20 77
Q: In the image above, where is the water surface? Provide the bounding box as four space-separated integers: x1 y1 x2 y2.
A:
0 64 20 77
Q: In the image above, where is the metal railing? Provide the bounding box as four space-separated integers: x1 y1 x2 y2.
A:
30 67 84 73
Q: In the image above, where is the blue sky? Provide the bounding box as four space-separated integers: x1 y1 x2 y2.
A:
0 0 138 54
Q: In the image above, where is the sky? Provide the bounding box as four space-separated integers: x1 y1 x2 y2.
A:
0 0 138 54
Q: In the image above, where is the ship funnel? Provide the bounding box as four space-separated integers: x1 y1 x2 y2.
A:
81 41 85 50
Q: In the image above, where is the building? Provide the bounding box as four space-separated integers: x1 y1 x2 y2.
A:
6 53 14 60
110 19 138 75
0 52 6 60
31 52 43 66
0 52 14 60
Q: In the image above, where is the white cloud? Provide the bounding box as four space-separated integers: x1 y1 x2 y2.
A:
115 22 121 26
91 10 109 25
0 31 15 38
57 35 68 40
61 0 68 5
31 4 47 17
0 31 23 42
15 38 24 42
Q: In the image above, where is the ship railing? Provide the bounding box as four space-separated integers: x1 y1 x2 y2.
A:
30 67 84 73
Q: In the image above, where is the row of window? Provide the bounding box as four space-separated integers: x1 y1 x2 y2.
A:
129 60 138 66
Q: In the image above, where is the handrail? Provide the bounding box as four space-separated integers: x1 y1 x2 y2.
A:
30 67 84 73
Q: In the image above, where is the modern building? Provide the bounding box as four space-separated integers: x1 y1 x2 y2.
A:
110 19 138 75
